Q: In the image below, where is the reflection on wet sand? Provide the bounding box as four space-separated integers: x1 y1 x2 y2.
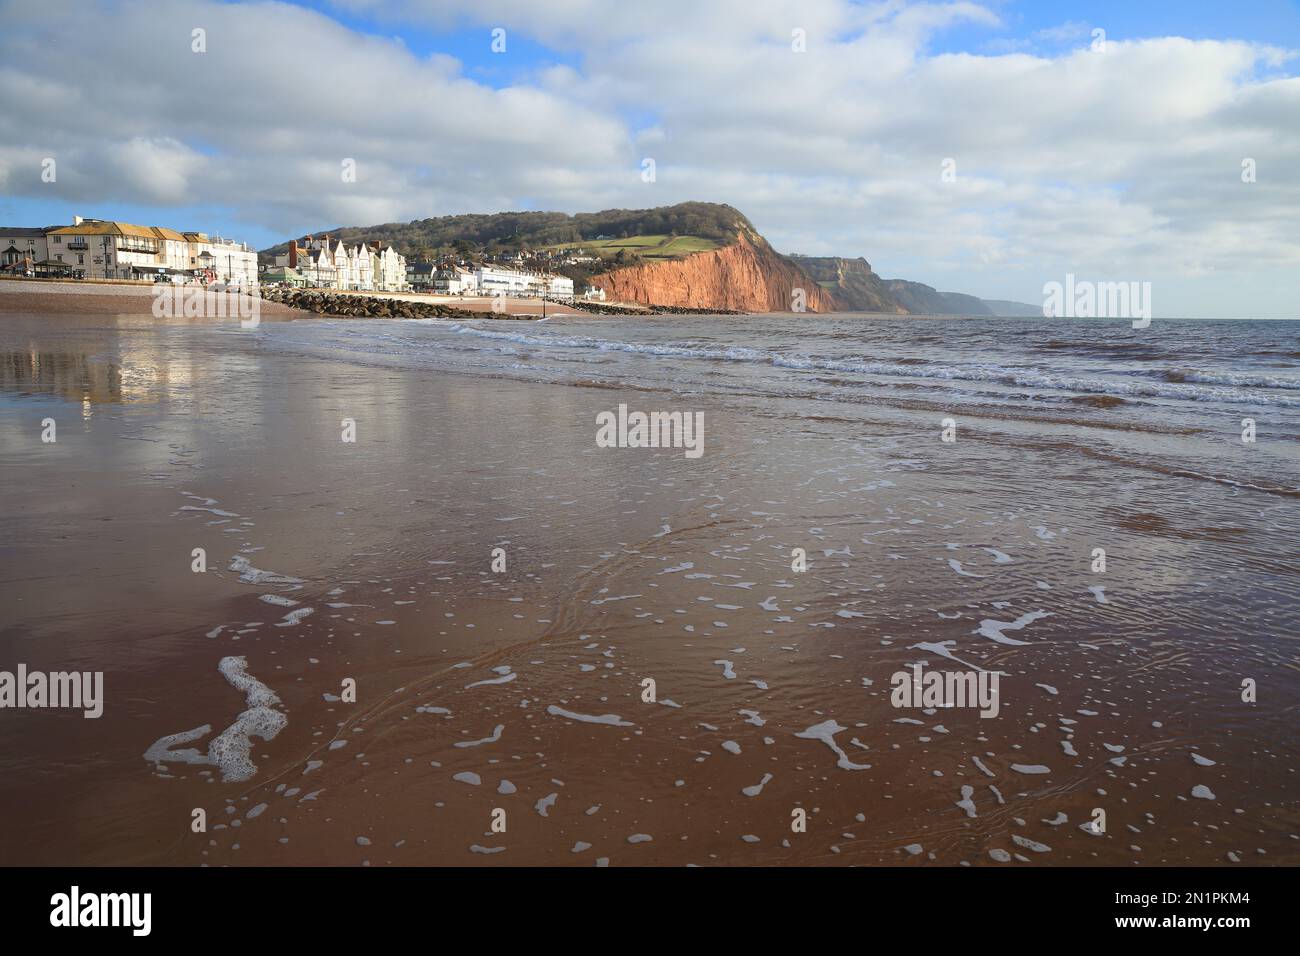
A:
0 349 124 404
0 311 1296 867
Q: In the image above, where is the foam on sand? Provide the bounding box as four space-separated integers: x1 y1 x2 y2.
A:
1011 763 1051 775
455 724 505 748
144 656 287 783
547 704 634 727
795 720 871 771
275 607 314 627
229 554 304 588
948 559 986 578
973 610 1052 645
466 669 517 688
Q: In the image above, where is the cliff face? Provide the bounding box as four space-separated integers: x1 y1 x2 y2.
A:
791 257 998 315
883 280 994 316
789 256 905 313
591 232 836 313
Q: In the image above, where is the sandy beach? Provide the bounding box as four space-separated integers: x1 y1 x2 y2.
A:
0 279 616 319
1 287 1297 868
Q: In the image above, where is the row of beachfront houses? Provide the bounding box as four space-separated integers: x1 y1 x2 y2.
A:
268 236 408 292
268 239 582 301
1 217 260 287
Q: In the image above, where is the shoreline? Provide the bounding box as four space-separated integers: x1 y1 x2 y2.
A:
0 279 655 319
0 307 1296 867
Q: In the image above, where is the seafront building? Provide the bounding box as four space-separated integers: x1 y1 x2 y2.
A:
0 217 259 286
434 265 478 295
186 233 259 287
471 263 573 300
546 273 576 300
0 228 51 274
406 261 435 290
274 236 408 292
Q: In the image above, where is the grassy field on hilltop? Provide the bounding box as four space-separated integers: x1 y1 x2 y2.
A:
541 234 721 260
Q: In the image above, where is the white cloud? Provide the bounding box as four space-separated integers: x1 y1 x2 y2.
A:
0 0 1296 314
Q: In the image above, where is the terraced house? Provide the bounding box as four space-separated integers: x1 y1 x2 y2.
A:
277 236 407 292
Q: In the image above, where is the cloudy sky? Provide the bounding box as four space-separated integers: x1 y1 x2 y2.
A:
2 0 1298 317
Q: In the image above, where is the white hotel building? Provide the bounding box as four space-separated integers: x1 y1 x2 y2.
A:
32 217 258 286
472 264 573 300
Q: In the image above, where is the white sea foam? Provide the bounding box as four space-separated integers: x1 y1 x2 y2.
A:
794 720 871 771
229 555 304 588
275 607 314 627
546 704 633 727
144 656 286 783
535 793 558 817
466 671 517 688
973 610 1052 645
455 724 504 748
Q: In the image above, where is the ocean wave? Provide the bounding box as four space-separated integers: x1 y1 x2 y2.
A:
1159 367 1300 389
422 321 1300 407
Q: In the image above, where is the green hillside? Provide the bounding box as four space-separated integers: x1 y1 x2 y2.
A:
262 201 751 260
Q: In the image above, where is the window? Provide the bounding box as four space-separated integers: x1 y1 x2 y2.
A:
54 236 62 244
77 255 83 264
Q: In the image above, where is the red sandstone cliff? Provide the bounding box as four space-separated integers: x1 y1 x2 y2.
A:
590 232 837 313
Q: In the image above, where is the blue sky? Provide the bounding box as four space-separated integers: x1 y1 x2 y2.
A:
2 0 1298 316
280 0 1300 72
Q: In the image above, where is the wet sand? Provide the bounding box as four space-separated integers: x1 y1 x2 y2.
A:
0 305 1296 867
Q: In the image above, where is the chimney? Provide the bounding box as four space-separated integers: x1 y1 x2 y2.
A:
73 215 83 226
289 241 298 268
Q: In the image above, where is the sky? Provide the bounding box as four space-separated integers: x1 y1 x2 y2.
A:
1 0 1298 317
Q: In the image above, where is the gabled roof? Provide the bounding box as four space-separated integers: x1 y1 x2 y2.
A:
48 220 159 240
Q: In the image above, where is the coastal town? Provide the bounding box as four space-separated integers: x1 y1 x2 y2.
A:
0 217 603 305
